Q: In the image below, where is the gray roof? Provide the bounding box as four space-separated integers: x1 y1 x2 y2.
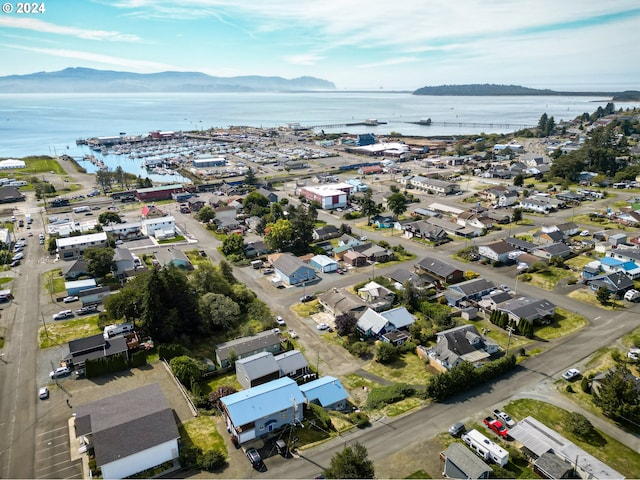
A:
318 288 367 315
537 242 571 255
451 277 496 296
64 334 128 365
273 253 309 276
505 236 536 251
236 351 279 379
498 296 555 321
482 240 516 255
74 383 179 467
274 350 309 375
113 247 133 262
216 330 281 361
417 257 461 278
443 442 492 479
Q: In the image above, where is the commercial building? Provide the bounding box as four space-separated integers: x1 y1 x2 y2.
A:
56 232 108 260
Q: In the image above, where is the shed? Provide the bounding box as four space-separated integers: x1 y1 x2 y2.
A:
609 233 627 246
309 254 339 273
65 278 97 296
299 376 348 410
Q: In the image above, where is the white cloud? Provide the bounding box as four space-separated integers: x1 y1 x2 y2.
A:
284 53 325 66
4 45 182 72
355 57 420 70
0 17 140 42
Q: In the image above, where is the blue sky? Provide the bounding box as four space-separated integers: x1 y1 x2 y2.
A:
0 0 638 90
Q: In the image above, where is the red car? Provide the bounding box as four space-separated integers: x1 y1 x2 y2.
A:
484 417 509 438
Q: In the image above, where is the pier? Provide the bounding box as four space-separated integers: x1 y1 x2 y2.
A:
292 119 388 130
405 120 535 129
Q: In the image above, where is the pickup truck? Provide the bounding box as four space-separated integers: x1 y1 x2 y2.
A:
493 409 516 427
484 416 509 438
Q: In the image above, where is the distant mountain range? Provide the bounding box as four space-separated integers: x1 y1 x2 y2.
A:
0 67 336 93
413 83 640 101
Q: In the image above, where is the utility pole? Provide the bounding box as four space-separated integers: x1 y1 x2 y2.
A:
505 325 514 356
41 313 50 342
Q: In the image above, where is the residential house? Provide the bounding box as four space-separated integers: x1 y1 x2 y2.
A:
371 214 396 229
614 210 640 227
141 205 166 219
272 253 316 286
505 236 537 253
187 198 206 212
387 268 429 290
310 254 339 273
415 257 464 286
360 244 394 262
256 187 278 203
113 247 135 277
274 350 310 380
555 191 583 203
442 443 492 480
337 234 362 247
509 416 623 480
356 306 415 343
444 278 496 306
357 281 396 311
456 211 493 231
497 296 556 326
64 332 129 370
235 351 280 389
518 198 553 214
74 383 180 480
496 190 519 207
220 377 305 444
532 242 572 260
61 259 89 280
244 241 269 258
317 288 367 318
555 222 580 237
312 225 340 241
141 216 176 239
299 376 349 411
427 216 480 238
428 324 499 371
403 220 449 243
342 250 368 267
103 221 143 241
478 240 518 263
533 229 565 244
477 290 513 311
586 271 634 297
154 248 192 270
56 232 108 260
403 175 460 195
215 330 282 368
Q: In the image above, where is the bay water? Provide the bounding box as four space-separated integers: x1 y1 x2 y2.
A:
0 91 634 181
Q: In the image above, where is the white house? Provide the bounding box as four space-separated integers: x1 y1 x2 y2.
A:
56 232 108 260
74 383 180 480
141 215 176 239
298 183 353 210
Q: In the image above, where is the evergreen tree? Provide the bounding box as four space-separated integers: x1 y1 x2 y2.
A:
324 442 375 479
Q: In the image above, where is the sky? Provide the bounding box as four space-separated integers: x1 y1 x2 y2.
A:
0 0 639 90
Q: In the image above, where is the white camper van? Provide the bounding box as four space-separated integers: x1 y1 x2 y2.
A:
462 429 509 466
103 322 134 340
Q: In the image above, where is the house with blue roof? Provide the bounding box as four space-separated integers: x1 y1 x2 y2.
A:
300 376 349 411
220 377 305 444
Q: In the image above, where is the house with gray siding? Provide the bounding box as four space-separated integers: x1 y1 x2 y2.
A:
215 330 282 368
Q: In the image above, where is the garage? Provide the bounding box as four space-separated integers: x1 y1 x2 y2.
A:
310 254 339 273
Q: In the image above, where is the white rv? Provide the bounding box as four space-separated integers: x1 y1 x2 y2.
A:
462 429 509 466
103 322 134 340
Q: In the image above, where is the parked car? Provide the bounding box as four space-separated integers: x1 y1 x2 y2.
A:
63 295 79 303
53 310 73 320
262 268 274 275
448 421 466 437
562 368 581 381
300 294 315 303
49 366 71 379
628 348 640 360
76 305 99 315
483 417 509 438
38 386 49 400
316 323 330 331
10 260 20 268
91 206 101 210
246 448 264 470
288 329 298 339
12 252 24 261
580 230 590 236
493 409 516 427
276 316 286 326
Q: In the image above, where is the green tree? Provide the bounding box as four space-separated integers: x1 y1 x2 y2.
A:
103 281 144 323
244 167 257 186
334 313 358 336
221 233 245 258
386 192 409 217
592 365 640 424
243 191 270 216
288 204 317 254
513 174 524 187
83 247 115 278
98 211 122 224
563 412 595 437
169 355 204 388
199 292 241 330
548 152 586 182
196 205 216 224
359 189 380 225
265 218 294 251
376 342 399 364
323 442 375 479
511 208 523 224
596 286 610 306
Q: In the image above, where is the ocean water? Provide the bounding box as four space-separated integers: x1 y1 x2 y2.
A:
0 92 636 181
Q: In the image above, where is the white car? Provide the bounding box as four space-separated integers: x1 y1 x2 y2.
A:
288 329 298 339
316 323 330 331
63 295 79 303
562 368 581 381
53 310 73 320
49 366 71 378
580 230 590 236
276 316 286 326
627 348 640 360
493 409 516 427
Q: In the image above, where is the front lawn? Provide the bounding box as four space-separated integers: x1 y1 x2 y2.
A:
179 416 227 455
39 314 101 348
42 269 66 294
363 352 436 385
535 307 588 341
567 289 623 310
504 399 640 479
519 266 576 290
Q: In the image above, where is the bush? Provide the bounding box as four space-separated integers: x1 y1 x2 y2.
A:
180 445 201 467
367 383 415 409
375 342 399 364
307 402 334 432
158 344 186 361
197 450 227 472
130 350 147 368
347 341 371 358
350 411 370 428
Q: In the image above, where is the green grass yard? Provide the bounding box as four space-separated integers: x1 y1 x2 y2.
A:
39 314 101 348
